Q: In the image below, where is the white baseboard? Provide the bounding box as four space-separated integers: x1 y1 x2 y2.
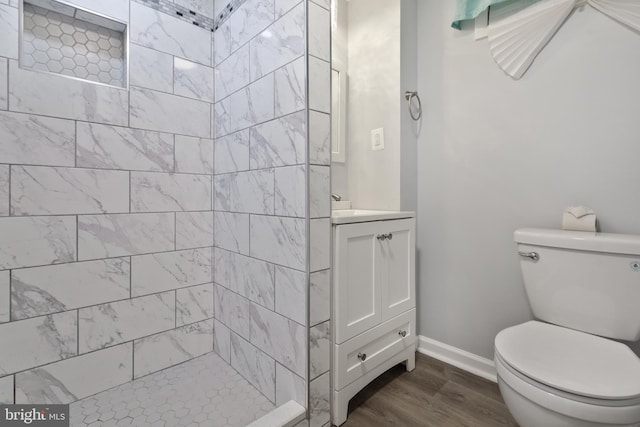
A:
417 335 497 383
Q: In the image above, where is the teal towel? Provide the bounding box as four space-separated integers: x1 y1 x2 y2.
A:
452 0 512 29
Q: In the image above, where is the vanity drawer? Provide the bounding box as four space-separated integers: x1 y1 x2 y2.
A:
334 309 416 390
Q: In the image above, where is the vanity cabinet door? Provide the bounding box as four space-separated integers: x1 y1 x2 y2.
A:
380 218 416 322
334 221 384 344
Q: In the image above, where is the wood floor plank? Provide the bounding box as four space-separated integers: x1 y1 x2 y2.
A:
342 353 519 427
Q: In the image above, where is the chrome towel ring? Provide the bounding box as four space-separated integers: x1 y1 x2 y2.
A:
405 91 422 121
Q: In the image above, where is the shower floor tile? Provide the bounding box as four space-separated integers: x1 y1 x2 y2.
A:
70 352 275 427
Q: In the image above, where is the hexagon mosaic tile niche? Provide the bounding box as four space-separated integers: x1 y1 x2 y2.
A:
21 1 127 88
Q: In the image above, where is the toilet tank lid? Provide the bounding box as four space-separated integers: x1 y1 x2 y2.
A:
514 228 640 256
495 321 640 400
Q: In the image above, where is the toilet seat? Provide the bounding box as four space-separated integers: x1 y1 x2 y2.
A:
494 321 640 425
495 321 640 400
495 352 640 425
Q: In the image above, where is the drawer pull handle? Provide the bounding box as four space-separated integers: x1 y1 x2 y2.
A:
377 233 393 241
398 330 407 338
387 233 393 240
357 352 367 362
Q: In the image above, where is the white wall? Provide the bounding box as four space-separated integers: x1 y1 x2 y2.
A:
416 1 640 359
342 0 402 210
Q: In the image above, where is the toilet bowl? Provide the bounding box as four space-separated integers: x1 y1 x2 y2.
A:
495 322 640 427
496 229 640 426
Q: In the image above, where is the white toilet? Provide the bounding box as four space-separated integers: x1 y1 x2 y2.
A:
495 228 640 427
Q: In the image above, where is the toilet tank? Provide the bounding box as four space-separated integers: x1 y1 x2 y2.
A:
514 228 640 341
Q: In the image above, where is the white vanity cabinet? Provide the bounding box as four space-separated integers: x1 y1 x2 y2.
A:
332 214 417 426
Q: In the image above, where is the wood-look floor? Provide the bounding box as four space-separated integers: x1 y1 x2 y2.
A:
341 353 519 427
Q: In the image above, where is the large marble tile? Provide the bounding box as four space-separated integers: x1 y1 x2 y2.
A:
177 283 214 326
310 0 330 9
310 269 330 326
0 216 76 270
131 172 212 212
0 271 8 323
130 87 211 138
11 258 130 321
250 303 306 377
274 266 305 326
0 165 8 216
174 57 215 103
250 2 304 81
78 213 174 260
215 284 250 339
15 343 132 404
0 111 75 167
175 135 214 174
216 169 275 215
230 332 275 402
79 291 175 353
129 43 174 93
275 165 305 218
130 2 211 66
310 218 330 272
275 0 301 17
134 319 214 378
308 1 330 61
0 375 12 404
308 56 330 113
274 57 306 117
0 4 18 59
214 212 249 255
77 122 174 172
176 211 214 250
9 61 129 125
0 311 77 376
214 0 275 65
214 249 275 310
250 111 306 169
0 58 7 110
11 166 129 216
310 165 330 218
131 248 212 297
215 129 250 175
310 321 330 379
276 363 305 407
65 0 129 22
172 0 215 18
310 372 330 427
214 319 231 363
215 44 250 102
214 74 274 137
309 111 330 165
250 215 305 271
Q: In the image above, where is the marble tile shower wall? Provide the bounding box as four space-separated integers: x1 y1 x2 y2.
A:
211 0 330 425
0 0 217 405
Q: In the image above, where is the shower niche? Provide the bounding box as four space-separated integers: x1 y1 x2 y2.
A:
20 0 127 88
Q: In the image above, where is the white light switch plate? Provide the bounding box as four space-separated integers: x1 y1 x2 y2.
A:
371 128 384 151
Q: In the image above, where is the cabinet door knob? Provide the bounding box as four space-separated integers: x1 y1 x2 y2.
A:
398 330 407 338
377 234 387 241
357 352 367 362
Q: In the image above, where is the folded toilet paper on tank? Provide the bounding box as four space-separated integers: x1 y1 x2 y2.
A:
562 206 597 232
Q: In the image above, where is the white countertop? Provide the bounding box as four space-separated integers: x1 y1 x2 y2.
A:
331 209 416 224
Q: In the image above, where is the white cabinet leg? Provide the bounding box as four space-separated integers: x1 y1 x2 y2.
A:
332 391 349 426
405 351 416 372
